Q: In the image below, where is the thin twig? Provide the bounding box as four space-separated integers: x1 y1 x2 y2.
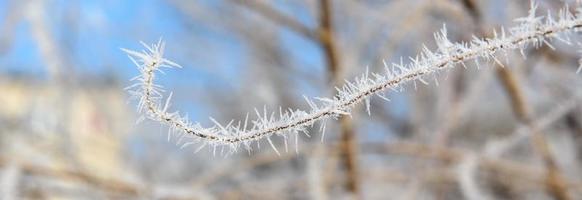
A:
125 3 582 153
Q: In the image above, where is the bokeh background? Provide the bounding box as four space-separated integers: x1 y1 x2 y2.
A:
1 0 582 199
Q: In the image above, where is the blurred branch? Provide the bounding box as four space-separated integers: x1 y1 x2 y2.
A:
0 1 23 54
459 1 571 199
0 157 139 197
369 141 582 193
496 67 571 200
231 0 318 40
318 0 340 83
314 0 361 197
187 140 582 194
0 163 20 200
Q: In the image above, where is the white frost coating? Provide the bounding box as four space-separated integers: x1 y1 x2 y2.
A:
125 3 582 154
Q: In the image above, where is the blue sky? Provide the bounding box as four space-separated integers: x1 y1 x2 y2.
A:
0 1 233 81
0 0 327 86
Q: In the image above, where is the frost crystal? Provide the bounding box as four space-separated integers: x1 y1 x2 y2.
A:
126 3 582 155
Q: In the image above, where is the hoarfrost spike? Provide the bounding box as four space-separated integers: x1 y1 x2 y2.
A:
268 137 280 156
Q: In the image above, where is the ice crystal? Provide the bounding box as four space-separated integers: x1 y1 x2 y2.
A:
125 3 582 155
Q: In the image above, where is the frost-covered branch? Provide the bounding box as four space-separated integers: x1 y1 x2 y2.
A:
125 3 582 154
